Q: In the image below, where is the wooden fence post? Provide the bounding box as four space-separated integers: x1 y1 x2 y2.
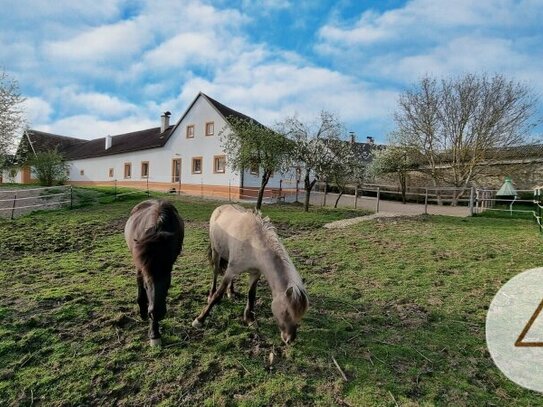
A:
70 186 73 209
376 187 380 213
469 186 474 216
354 186 358 209
323 182 327 207
424 188 429 215
10 193 16 220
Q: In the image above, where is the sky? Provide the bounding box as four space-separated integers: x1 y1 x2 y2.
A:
1 0 542 142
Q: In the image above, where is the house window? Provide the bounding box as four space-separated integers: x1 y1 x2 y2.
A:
213 155 226 173
141 161 149 178
124 163 132 179
172 158 181 182
192 157 203 174
108 168 114 178
80 169 84 176
249 164 259 176
186 125 194 138
205 122 214 136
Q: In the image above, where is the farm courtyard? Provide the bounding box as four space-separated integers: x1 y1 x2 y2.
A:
0 191 542 406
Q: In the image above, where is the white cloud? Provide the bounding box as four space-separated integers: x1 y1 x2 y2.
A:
44 19 148 63
54 88 141 118
179 50 398 132
37 115 157 139
316 0 543 92
23 97 53 127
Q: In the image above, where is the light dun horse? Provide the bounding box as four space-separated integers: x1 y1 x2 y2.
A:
125 200 184 346
192 204 308 344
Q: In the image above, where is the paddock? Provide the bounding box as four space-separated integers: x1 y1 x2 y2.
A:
0 194 541 405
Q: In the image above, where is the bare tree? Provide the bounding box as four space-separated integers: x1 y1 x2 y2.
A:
278 111 345 212
393 74 539 203
220 116 292 210
0 70 26 168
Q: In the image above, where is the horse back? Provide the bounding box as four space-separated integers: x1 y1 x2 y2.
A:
125 200 184 271
209 205 267 264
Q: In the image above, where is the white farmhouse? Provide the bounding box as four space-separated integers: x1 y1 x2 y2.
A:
4 92 296 200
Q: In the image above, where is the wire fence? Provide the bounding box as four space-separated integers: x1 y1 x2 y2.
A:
3 179 542 225
473 189 535 216
533 186 543 233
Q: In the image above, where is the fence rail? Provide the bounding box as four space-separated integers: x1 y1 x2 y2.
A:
0 185 73 219
3 181 543 226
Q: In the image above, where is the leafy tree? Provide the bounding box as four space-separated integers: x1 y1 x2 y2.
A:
278 111 346 212
393 73 539 204
220 117 292 210
0 70 26 168
370 146 418 204
29 149 69 186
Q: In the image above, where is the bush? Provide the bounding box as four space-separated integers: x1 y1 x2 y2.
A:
29 149 69 186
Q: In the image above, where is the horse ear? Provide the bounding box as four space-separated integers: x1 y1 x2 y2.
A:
285 286 294 298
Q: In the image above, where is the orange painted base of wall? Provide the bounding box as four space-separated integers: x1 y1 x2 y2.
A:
68 180 242 200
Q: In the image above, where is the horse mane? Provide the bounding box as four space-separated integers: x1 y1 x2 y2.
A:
250 207 309 317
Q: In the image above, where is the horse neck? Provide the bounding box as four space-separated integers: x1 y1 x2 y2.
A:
260 251 297 298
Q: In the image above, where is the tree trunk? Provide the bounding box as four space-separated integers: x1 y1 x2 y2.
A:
399 171 407 204
256 172 271 210
334 190 344 208
303 171 317 212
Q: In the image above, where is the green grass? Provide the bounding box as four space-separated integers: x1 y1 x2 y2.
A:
0 192 542 405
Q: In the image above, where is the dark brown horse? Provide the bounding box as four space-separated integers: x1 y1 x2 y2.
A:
125 199 184 346
192 204 308 344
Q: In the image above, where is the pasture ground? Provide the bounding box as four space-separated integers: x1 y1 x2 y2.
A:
0 192 542 406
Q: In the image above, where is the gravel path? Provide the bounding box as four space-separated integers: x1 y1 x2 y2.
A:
323 212 420 229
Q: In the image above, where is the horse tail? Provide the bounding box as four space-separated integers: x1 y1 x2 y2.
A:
207 243 213 267
134 201 184 270
134 228 178 270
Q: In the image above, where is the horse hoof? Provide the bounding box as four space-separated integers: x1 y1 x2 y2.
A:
192 318 203 328
149 338 161 347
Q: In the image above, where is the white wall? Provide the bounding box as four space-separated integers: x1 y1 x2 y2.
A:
68 95 241 191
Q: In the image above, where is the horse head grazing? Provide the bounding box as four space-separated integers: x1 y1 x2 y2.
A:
272 283 309 344
193 204 309 345
125 199 184 347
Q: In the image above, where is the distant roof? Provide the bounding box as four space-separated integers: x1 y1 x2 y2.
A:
493 144 543 160
63 126 174 160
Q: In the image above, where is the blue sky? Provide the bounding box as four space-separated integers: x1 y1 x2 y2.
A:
1 0 542 142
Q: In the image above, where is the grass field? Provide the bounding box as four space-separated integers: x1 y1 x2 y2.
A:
1 193 542 406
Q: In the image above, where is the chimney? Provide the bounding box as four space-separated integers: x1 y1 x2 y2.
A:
349 131 356 144
161 111 171 133
105 135 112 150
366 136 375 145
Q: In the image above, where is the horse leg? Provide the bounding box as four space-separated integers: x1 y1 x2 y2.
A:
208 249 221 304
227 280 236 299
149 319 161 347
193 273 233 328
137 270 148 321
244 273 260 324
